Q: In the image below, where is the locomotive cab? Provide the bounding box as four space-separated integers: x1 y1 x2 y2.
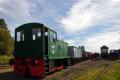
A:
13 22 70 77
15 23 44 58
14 23 57 77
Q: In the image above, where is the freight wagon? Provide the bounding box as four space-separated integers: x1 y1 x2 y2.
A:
68 46 83 64
9 22 84 77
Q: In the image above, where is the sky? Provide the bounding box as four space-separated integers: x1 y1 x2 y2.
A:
0 0 120 53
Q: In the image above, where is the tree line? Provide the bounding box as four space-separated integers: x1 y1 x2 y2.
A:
0 19 14 55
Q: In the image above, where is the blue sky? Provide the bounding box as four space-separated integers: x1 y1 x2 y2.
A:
0 0 120 52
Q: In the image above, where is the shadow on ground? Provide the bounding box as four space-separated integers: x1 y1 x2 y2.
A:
0 72 42 80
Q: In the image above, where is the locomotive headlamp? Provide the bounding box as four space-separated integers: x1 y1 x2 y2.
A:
35 60 38 64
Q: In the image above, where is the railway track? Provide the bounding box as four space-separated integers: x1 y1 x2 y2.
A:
44 60 110 80
0 64 13 73
52 59 114 80
0 64 11 69
96 61 114 80
0 66 12 70
0 60 118 80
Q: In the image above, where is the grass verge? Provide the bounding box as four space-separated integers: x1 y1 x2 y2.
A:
100 62 120 80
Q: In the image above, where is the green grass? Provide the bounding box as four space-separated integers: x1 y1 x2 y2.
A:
43 60 120 80
44 60 120 80
0 55 13 64
100 62 120 80
71 61 120 80
71 65 106 80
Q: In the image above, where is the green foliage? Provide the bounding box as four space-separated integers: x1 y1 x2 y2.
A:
0 19 7 29
0 19 5 24
0 29 14 55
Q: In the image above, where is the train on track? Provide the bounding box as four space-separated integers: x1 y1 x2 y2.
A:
107 50 120 60
9 22 120 77
9 23 86 77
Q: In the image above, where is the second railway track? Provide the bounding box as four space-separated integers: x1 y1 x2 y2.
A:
96 60 116 80
0 60 119 80
0 64 13 73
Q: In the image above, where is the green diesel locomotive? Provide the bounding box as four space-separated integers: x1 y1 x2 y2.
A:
12 23 71 77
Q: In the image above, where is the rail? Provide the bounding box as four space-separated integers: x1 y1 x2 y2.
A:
96 61 114 80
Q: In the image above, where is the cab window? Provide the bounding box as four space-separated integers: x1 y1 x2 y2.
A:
16 31 24 42
45 32 48 36
50 31 57 42
32 28 41 40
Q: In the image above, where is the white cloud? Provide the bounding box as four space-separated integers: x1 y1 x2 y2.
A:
59 0 120 52
60 0 120 33
65 31 120 53
0 0 36 22
83 31 120 53
0 0 37 35
65 39 78 46
0 0 119 53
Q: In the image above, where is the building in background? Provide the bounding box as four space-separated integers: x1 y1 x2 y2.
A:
79 46 86 58
100 45 109 58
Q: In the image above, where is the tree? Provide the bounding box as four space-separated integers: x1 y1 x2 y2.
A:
0 29 14 55
0 19 8 29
